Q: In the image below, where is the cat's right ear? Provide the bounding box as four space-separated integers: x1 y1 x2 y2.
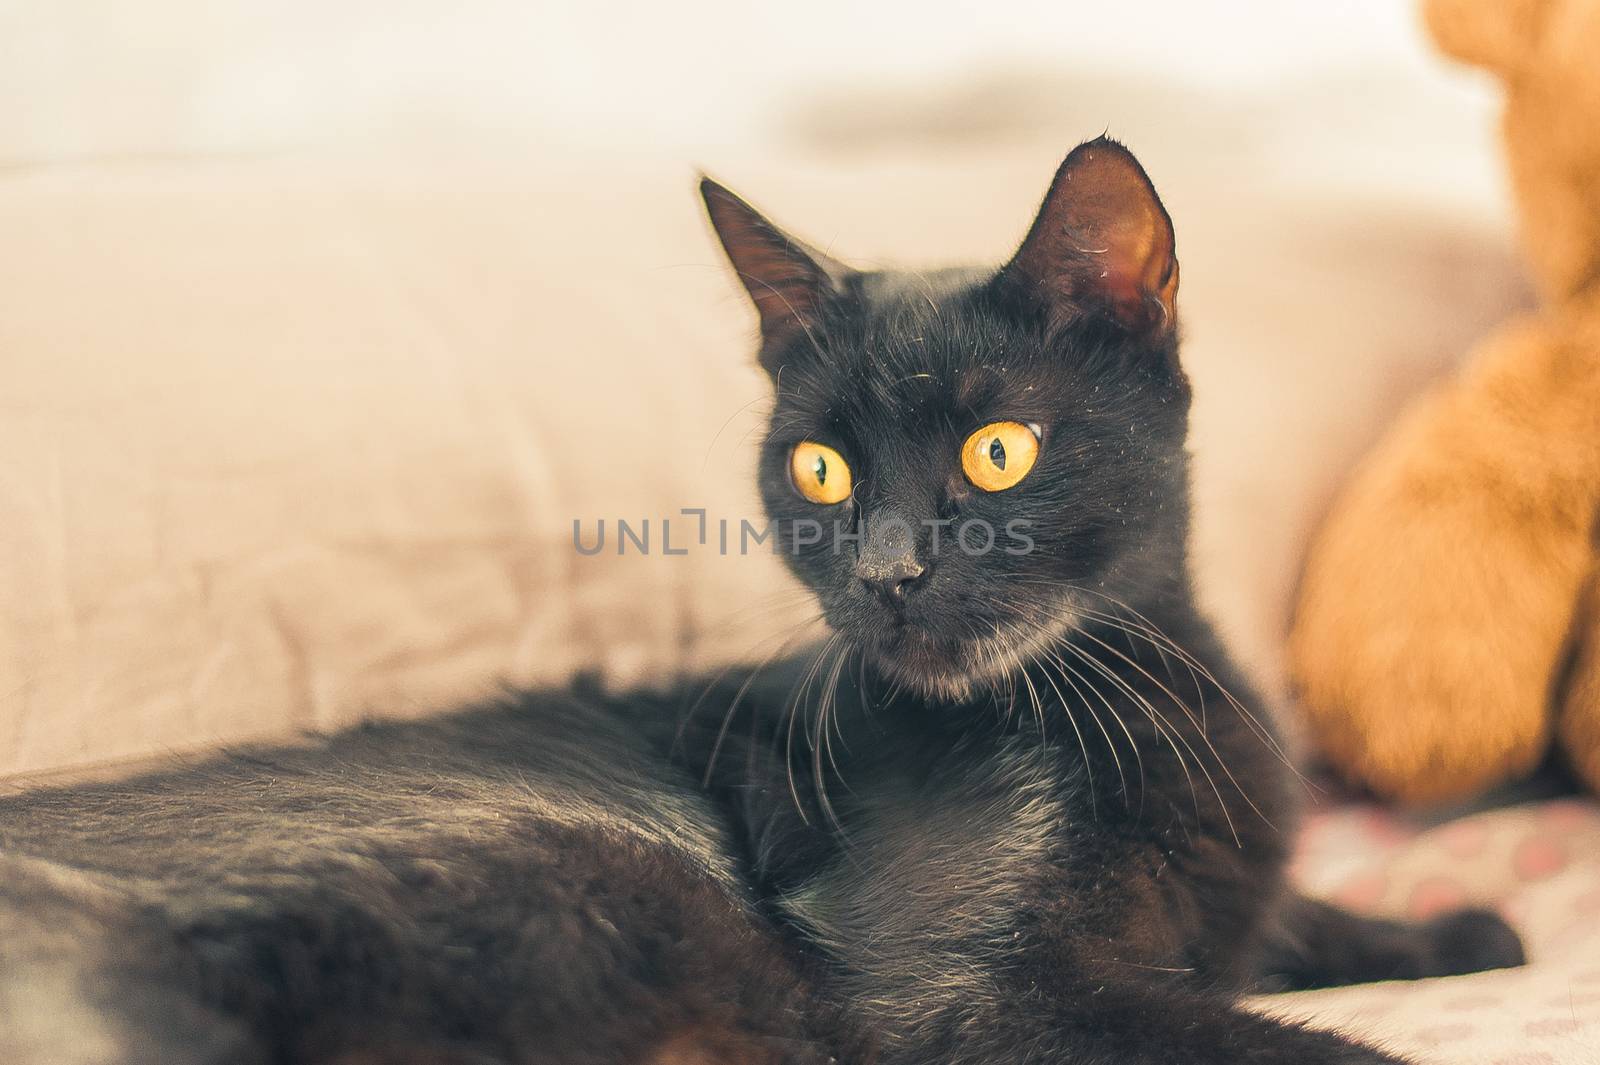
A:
700 176 848 373
996 137 1178 340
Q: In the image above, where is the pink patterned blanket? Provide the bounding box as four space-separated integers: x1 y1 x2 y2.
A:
1257 799 1600 1064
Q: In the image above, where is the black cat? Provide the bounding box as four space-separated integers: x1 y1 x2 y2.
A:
0 138 1522 1065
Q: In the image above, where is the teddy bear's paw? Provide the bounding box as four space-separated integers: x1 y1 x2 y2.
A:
1557 566 1600 793
1315 691 1553 805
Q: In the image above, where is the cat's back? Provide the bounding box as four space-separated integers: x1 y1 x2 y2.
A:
0 687 848 1065
0 686 733 888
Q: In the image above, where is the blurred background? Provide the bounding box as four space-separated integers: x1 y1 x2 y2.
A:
0 0 1507 182
0 0 1528 779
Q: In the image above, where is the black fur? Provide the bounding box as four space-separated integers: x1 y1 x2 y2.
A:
0 138 1522 1064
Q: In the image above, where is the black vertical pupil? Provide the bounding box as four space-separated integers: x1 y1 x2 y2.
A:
812 455 827 485
989 438 1007 470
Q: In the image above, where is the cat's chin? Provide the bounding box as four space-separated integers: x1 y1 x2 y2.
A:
862 613 1080 705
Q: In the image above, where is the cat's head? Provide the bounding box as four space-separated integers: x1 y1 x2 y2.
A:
703 138 1191 701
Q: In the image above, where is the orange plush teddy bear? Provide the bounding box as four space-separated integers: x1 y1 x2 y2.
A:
1289 0 1600 804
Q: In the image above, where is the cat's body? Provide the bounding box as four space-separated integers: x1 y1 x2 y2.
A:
0 690 841 1065
0 139 1523 1064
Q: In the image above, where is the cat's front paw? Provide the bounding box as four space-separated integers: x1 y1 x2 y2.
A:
1420 907 1525 976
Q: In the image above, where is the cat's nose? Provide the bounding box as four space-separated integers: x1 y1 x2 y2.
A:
855 508 930 605
855 555 928 605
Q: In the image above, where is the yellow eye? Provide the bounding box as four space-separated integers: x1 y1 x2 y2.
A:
962 421 1040 492
790 441 853 505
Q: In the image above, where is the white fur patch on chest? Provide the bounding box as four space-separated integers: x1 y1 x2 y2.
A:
778 736 1066 1039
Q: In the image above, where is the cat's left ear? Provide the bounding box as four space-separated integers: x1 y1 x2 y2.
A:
700 176 851 371
998 137 1178 337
